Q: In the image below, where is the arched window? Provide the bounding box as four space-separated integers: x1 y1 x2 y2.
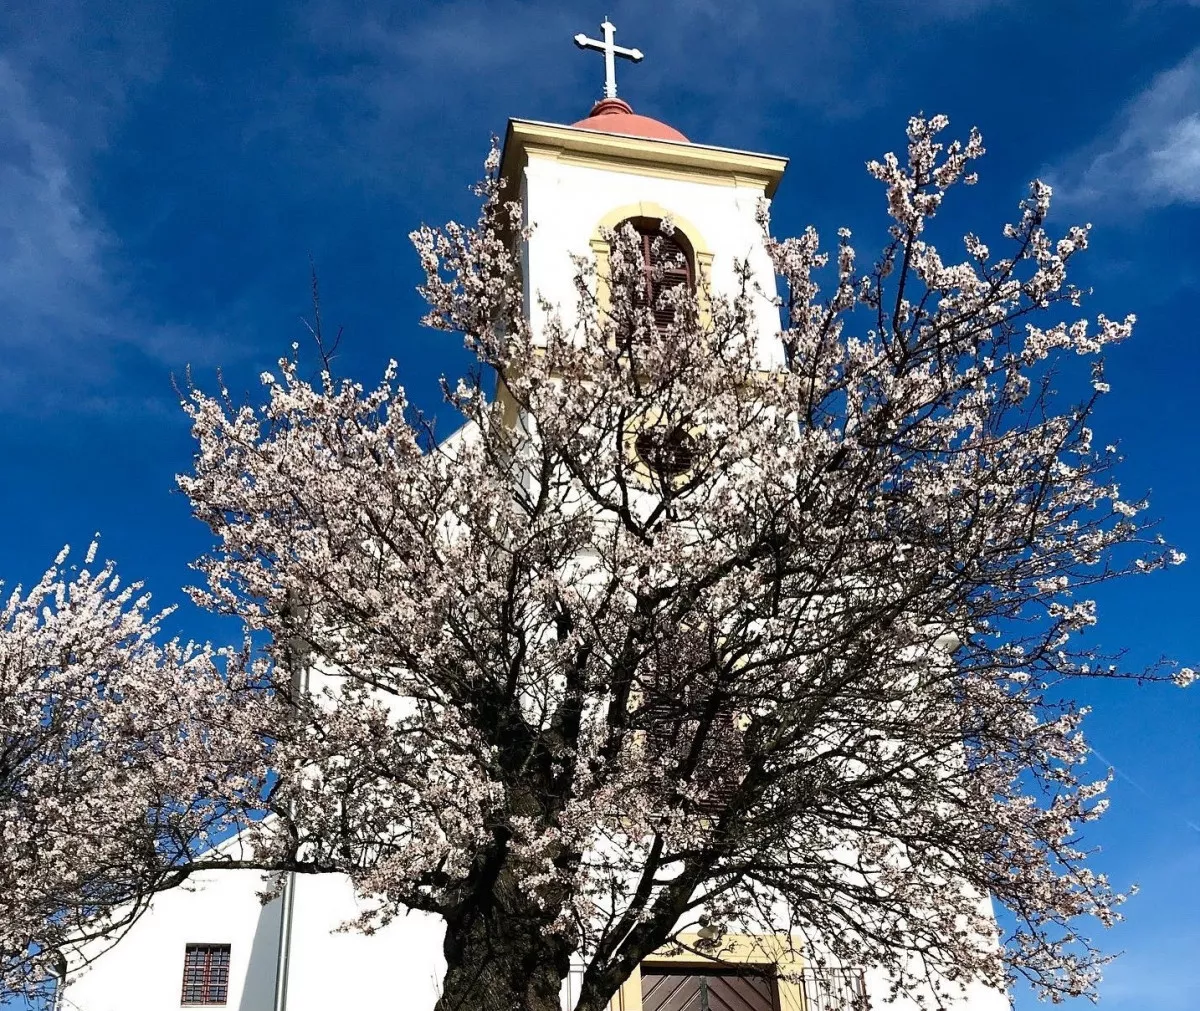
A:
617 217 695 331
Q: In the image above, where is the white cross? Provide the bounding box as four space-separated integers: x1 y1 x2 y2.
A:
573 19 643 100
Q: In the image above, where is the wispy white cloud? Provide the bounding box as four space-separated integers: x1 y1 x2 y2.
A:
1143 113 1200 202
0 58 113 343
0 49 238 413
1049 48 1200 211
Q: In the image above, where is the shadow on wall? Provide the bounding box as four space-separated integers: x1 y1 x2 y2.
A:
238 896 283 1011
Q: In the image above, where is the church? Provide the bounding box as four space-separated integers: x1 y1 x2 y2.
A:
61 22 1010 1011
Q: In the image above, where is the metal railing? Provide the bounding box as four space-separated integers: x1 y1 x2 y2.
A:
798 967 870 1011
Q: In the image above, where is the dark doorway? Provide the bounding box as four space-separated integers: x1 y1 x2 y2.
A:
640 966 779 1011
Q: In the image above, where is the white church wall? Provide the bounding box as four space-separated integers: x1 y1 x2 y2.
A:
61 852 589 1011
752 855 1010 1011
858 951 1011 1011
285 874 584 1011
283 874 445 1011
64 867 282 1011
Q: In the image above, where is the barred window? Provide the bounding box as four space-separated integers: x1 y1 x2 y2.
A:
799 967 870 1011
181 943 230 1005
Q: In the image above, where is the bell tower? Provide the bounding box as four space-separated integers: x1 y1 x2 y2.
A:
498 20 789 367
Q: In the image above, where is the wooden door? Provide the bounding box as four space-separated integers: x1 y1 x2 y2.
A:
640 966 778 1011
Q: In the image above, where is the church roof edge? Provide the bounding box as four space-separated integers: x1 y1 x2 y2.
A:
499 117 789 199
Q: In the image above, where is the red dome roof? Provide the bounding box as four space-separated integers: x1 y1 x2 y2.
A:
570 98 689 143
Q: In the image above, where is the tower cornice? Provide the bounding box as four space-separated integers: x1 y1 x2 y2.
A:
500 118 788 198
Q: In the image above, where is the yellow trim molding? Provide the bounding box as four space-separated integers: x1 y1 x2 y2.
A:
500 119 788 199
590 200 714 328
612 931 806 1011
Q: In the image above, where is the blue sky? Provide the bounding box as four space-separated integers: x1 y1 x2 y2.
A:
1 1 1198 1007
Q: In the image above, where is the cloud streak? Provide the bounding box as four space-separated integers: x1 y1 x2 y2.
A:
0 49 240 413
0 58 111 343
293 0 962 188
1049 48 1200 212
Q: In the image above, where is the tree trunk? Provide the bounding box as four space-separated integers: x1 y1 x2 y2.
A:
434 883 571 1011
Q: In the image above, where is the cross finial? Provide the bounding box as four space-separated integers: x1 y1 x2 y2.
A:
573 19 643 100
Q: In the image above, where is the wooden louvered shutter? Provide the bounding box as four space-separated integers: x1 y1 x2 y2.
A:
621 219 694 334
645 230 692 330
692 691 744 817
634 423 696 479
643 667 745 818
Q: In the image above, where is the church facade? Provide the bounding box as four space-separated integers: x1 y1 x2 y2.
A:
63 28 1011 1011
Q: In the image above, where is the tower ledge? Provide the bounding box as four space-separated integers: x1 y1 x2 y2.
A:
500 118 787 199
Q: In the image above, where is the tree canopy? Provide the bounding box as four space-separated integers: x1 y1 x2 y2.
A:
3 116 1191 1011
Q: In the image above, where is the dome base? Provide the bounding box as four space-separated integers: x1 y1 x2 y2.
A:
570 99 689 143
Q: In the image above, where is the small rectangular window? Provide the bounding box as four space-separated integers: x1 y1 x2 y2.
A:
181 943 231 1005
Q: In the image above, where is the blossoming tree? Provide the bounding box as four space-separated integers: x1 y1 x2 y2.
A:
0 547 261 1001
3 116 1190 1011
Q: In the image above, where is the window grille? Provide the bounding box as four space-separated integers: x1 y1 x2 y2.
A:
181 943 231 1005
798 967 870 1011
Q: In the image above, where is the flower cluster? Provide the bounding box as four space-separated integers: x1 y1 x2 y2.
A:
0 546 266 997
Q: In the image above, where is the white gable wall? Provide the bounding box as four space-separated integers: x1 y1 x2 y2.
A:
283 874 443 1010
61 858 579 1011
